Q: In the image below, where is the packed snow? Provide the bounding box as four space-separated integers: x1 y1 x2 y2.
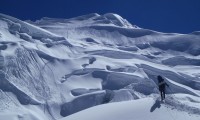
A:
0 13 200 120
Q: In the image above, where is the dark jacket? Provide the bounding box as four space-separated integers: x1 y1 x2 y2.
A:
157 76 169 91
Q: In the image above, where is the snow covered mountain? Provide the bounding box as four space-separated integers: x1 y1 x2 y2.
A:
0 13 200 120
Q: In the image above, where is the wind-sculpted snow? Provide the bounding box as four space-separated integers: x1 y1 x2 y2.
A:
0 13 72 47
82 38 99 44
60 91 106 117
85 50 155 63
150 34 200 56
89 25 155 38
92 70 144 90
70 88 100 96
162 56 200 66
103 13 134 28
65 13 100 21
0 13 200 120
117 46 139 51
61 89 138 117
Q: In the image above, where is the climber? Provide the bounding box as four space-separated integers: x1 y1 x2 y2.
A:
157 75 169 101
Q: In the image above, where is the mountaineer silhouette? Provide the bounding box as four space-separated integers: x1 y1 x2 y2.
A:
157 75 169 101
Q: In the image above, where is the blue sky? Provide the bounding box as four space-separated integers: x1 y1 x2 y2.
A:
0 0 200 33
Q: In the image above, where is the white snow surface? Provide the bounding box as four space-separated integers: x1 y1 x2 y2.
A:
0 13 200 120
60 97 200 120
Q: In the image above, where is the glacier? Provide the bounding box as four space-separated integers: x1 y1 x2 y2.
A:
0 13 200 120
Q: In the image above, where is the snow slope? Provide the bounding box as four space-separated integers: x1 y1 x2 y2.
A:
0 13 200 120
60 97 200 120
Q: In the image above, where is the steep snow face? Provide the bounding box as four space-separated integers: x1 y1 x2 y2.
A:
101 13 134 28
0 13 200 120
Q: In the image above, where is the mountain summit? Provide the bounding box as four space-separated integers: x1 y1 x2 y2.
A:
0 13 200 120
